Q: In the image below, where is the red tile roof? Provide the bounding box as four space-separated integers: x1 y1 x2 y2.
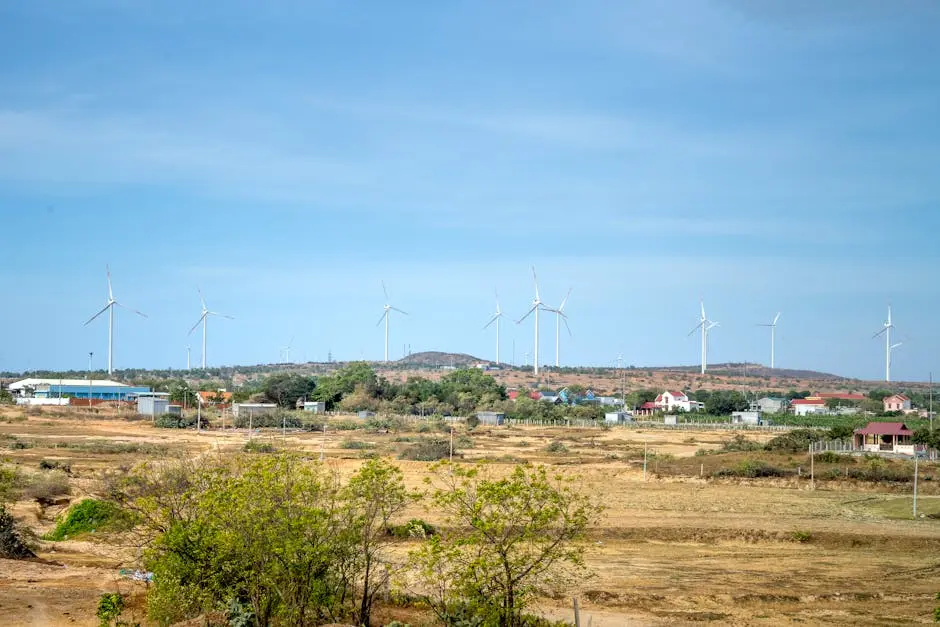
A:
885 394 910 402
814 393 866 401
854 422 913 436
640 401 657 410
791 398 826 405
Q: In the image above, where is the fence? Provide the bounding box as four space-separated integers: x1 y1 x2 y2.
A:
810 438 940 460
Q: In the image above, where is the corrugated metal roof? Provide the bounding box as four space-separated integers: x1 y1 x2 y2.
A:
854 422 913 436
9 378 132 390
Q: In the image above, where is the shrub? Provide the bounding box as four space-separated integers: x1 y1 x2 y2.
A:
155 413 197 429
330 419 360 431
466 415 480 430
790 529 813 543
96 592 125 626
243 440 276 454
39 460 71 474
21 470 70 502
721 434 762 452
387 518 436 538
816 451 851 464
44 499 132 541
764 429 822 453
0 504 35 558
714 460 787 478
233 410 302 429
455 434 475 449
366 416 407 432
399 439 453 461
341 439 376 450
545 441 569 454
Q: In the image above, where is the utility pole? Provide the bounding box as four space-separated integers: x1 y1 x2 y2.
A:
913 454 920 518
930 372 934 432
88 352 94 407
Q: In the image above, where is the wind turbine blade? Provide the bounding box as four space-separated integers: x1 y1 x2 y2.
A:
376 311 388 326
495 289 501 314
197 287 207 311
106 264 113 301
84 303 111 326
382 281 389 301
114 301 148 318
208 311 234 320
517 304 537 324
563 316 572 337
700 300 706 320
188 313 207 335
687 321 704 336
287 335 294 348
773 312 781 325
872 328 887 338
559 288 572 312
531 266 540 302
891 342 903 349
390 306 408 315
483 315 499 329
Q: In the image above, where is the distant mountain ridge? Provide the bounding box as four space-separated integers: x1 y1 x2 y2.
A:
646 363 846 381
394 351 484 368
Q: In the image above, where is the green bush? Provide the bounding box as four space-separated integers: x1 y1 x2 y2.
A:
764 429 822 453
341 439 375 450
545 441 569 454
0 504 35 558
21 469 70 502
330 419 360 431
386 518 436 538
44 499 131 541
790 529 813 543
243 440 276 454
714 460 787 478
721 434 763 452
816 451 851 464
39 460 71 473
399 439 453 461
96 592 125 626
155 413 198 429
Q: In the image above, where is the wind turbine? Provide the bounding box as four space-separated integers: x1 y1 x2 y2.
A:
517 266 548 376
377 282 407 362
873 305 900 382
546 288 572 368
281 336 294 363
687 300 718 374
187 288 233 370
483 291 504 365
757 312 782 369
83 265 147 376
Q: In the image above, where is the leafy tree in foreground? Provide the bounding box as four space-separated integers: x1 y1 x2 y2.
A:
411 462 603 627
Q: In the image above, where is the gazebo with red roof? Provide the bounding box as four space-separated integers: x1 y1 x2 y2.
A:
853 422 916 455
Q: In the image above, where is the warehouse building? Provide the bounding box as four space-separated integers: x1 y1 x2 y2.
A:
8 378 151 401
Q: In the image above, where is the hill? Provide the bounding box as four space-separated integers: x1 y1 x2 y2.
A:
393 351 484 368
648 363 846 381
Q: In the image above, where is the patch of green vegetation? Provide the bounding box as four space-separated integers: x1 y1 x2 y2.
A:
789 529 813 543
386 518 436 538
714 460 787 478
398 439 453 461
851 497 940 520
545 441 569 454
96 592 125 626
243 440 276 453
44 499 132 541
340 439 376 450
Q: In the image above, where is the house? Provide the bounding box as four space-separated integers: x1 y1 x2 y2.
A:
731 410 762 425
9 378 150 401
790 398 828 416
653 391 703 413
883 394 912 413
756 397 788 414
302 401 327 413
853 422 917 455
198 389 233 404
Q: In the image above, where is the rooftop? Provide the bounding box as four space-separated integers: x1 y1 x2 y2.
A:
854 422 913 436
9 378 136 390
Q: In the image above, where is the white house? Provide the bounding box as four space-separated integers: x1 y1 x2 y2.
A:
654 391 703 413
790 398 828 416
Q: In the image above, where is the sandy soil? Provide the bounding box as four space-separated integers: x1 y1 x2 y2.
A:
1 408 939 625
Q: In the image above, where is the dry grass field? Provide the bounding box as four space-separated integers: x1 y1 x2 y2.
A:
1 405 939 626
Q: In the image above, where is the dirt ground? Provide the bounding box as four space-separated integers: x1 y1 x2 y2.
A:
1 407 939 626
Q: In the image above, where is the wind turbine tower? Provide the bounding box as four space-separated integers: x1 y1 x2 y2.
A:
758 312 781 369
688 300 718 374
517 267 547 376
483 292 504 365
187 288 233 370
873 305 900 382
282 336 294 363
377 282 408 362
83 265 147 375
548 288 572 368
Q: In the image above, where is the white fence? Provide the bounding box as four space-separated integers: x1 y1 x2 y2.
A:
810 438 939 460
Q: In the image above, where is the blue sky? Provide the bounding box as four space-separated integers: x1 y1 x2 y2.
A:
0 1 938 380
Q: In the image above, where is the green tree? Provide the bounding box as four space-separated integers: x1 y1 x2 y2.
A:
260 372 317 408
343 459 411 627
411 462 603 627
